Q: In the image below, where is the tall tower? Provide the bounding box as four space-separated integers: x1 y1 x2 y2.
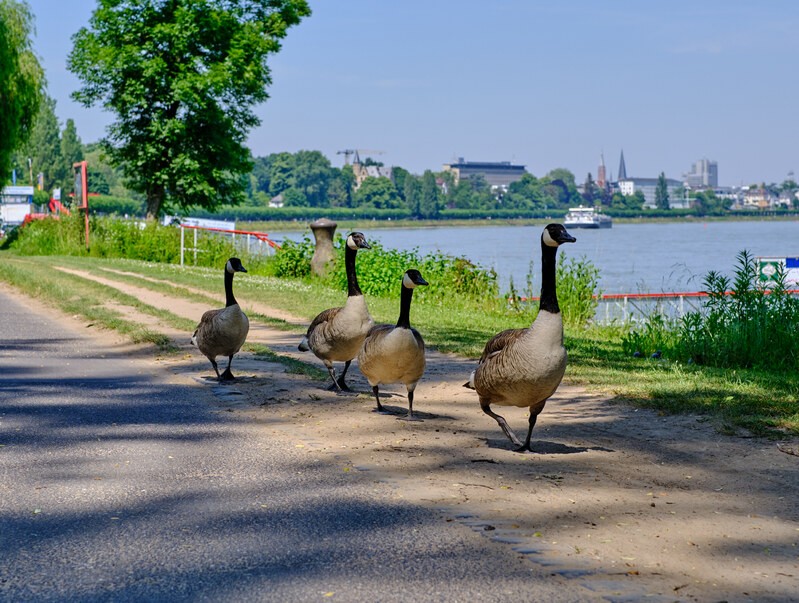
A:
597 153 607 189
618 150 628 181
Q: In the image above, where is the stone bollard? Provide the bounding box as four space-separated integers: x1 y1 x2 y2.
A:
309 218 338 277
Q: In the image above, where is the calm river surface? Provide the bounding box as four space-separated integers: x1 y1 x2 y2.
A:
273 220 799 294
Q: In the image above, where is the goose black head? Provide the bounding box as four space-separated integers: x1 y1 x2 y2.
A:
346 232 371 250
542 223 577 247
226 257 247 273
402 269 429 289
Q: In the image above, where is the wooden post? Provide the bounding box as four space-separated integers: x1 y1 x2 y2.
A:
309 218 338 277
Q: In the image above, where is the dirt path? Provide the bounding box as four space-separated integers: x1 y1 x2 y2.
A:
49 267 799 601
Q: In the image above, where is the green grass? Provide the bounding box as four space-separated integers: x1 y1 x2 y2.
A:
2 251 798 438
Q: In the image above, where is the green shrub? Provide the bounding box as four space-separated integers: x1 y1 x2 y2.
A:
271 236 314 279
677 250 799 370
556 254 601 327
270 233 498 301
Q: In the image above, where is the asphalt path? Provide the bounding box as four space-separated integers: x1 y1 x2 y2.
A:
0 288 594 602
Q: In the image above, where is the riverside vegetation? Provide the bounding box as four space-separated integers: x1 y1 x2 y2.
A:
2 213 797 437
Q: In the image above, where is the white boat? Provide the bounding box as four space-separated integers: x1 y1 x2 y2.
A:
564 206 612 229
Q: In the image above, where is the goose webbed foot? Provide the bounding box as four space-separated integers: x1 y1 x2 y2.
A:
397 391 422 421
372 386 392 414
219 368 235 382
513 443 533 453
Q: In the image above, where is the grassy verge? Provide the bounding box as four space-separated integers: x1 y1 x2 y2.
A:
1 252 797 437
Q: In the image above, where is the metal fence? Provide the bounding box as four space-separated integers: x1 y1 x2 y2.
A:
179 224 280 266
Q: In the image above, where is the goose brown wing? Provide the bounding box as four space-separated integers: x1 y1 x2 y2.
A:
479 328 525 363
305 306 342 337
197 308 222 328
410 326 426 351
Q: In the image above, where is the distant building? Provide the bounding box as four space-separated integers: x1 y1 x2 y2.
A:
683 159 718 188
1 185 35 226
352 161 393 190
597 153 607 190
442 158 526 191
618 177 685 209
743 187 776 210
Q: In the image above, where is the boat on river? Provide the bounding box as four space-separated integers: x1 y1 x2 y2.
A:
564 206 612 229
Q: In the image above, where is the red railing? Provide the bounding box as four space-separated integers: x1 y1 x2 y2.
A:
179 224 280 249
179 223 281 266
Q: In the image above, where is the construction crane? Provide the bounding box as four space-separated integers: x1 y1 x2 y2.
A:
336 149 385 165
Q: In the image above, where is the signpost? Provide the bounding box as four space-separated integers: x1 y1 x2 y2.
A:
74 161 89 250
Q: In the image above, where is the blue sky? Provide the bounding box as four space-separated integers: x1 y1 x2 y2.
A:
27 0 799 186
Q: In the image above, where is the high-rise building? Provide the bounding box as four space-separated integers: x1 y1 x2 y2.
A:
683 159 718 188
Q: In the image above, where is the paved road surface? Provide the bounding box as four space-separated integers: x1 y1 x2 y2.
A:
0 288 595 602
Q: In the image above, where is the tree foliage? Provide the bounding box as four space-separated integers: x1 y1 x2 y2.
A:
12 93 61 191
0 0 45 178
68 0 310 218
655 172 670 210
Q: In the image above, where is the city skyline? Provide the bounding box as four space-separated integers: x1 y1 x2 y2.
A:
26 0 799 187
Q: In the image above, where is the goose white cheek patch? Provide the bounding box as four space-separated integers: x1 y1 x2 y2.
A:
542 229 558 247
347 235 357 250
403 273 417 288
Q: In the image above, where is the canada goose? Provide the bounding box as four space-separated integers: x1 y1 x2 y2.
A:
358 269 428 419
191 257 250 381
298 232 373 391
465 224 576 452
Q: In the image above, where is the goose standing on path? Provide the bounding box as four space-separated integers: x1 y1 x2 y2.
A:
299 232 373 391
358 269 428 419
465 224 576 452
192 257 250 381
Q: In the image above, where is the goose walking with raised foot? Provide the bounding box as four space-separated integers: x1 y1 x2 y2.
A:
299 232 373 391
465 224 576 452
358 269 428 419
192 257 250 381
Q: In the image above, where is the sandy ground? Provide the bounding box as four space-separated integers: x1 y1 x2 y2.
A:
41 267 799 601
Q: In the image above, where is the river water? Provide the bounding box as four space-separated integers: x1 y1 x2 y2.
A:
273 220 799 295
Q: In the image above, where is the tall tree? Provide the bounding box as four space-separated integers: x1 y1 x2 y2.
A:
68 0 310 218
419 170 440 218
655 172 670 210
59 118 83 194
352 177 401 209
14 93 62 192
0 0 45 178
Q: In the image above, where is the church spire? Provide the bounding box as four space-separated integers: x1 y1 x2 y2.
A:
618 149 628 181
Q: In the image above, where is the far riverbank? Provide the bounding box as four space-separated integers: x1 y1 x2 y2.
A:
241 212 799 233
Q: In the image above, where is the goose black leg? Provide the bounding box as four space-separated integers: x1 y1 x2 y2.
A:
514 412 538 453
210 359 221 380
480 398 523 448
398 389 421 421
372 385 391 414
220 355 235 381
336 360 353 391
325 363 342 391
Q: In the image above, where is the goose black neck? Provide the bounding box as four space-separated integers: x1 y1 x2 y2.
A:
224 269 238 307
345 246 362 296
538 241 560 314
396 286 415 329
